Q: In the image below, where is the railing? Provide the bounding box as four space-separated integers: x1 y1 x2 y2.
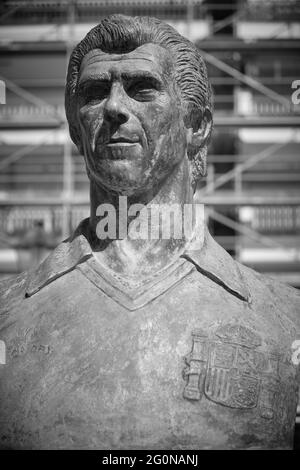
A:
0 104 64 123
0 206 89 236
3 94 296 126
251 206 300 233
252 96 299 116
1 204 300 238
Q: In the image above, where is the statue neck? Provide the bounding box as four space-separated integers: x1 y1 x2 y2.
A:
88 157 197 279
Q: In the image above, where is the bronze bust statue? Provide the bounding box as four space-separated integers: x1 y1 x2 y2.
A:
0 14 299 450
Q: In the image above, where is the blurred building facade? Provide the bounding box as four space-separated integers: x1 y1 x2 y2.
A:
0 0 300 287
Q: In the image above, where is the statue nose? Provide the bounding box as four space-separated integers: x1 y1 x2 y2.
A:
104 84 130 126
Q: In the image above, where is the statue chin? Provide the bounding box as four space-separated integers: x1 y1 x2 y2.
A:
88 167 152 197
83 144 154 195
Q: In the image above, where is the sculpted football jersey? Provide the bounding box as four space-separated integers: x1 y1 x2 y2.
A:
0 219 299 449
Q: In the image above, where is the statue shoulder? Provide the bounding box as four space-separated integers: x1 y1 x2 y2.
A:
237 260 300 333
0 271 29 321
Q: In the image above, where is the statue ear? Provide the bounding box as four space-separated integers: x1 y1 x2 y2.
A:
188 107 212 149
187 108 213 183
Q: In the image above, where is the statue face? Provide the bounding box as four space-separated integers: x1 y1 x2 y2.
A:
77 43 190 195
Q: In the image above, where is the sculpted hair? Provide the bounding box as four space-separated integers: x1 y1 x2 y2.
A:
65 14 213 182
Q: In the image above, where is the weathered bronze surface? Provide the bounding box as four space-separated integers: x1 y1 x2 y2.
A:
0 15 299 449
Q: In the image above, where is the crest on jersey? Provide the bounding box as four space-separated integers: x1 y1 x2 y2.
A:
183 323 278 410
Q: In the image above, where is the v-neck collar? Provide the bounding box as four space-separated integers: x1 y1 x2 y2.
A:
25 218 251 309
78 254 194 310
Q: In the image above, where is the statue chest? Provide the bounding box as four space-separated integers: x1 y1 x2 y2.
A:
0 270 299 449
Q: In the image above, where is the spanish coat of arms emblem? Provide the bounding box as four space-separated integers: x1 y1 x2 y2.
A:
183 322 298 422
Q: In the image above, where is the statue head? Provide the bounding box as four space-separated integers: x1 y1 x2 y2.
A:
65 14 213 196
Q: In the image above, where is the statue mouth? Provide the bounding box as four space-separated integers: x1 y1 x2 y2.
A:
94 131 143 159
106 136 140 146
107 142 139 147
96 137 141 160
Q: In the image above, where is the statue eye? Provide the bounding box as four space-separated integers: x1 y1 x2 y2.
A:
81 83 110 104
127 78 159 101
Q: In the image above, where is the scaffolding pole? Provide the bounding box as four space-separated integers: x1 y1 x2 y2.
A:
0 130 61 172
198 49 294 111
200 141 289 196
62 0 75 239
0 75 64 124
208 208 300 262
